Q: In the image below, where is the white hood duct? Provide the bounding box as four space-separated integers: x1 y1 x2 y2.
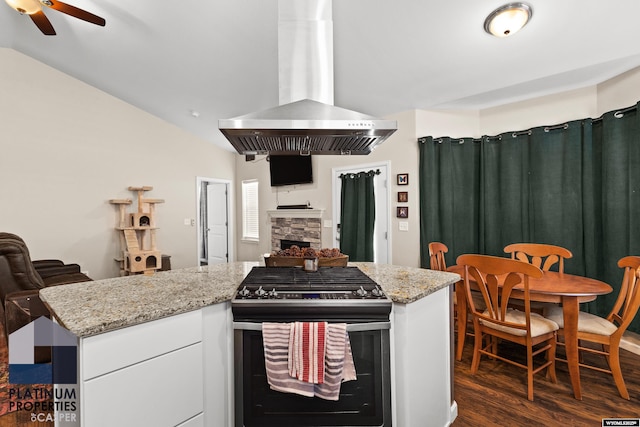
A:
218 0 397 155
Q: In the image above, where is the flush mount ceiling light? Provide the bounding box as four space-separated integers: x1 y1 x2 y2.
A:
484 2 532 37
4 0 41 14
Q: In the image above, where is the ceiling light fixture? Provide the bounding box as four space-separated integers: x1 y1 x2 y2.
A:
484 2 532 37
4 0 41 14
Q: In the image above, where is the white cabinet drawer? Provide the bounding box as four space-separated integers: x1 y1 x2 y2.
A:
83 342 204 427
81 309 202 380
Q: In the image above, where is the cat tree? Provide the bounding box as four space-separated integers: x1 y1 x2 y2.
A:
109 186 164 275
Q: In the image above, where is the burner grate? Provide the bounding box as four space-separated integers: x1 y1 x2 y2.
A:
232 266 391 322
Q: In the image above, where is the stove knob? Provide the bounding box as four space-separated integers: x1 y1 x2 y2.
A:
268 288 278 298
372 285 384 297
355 286 368 297
255 286 267 298
238 286 251 298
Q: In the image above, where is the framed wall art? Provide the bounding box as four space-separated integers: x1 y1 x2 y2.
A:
397 191 408 203
397 173 409 185
397 206 408 218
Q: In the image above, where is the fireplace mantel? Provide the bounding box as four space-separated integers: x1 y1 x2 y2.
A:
267 209 324 219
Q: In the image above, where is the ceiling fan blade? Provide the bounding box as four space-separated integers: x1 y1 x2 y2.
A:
29 10 56 35
42 0 106 27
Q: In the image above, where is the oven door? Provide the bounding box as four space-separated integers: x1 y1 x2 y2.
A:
233 322 392 427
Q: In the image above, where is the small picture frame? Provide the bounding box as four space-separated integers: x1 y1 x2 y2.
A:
397 191 408 203
397 173 409 185
397 207 408 218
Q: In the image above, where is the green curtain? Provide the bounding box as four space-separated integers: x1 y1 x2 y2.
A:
340 170 377 262
419 101 640 332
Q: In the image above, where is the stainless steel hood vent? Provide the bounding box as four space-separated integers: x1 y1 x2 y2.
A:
219 99 397 155
218 0 397 155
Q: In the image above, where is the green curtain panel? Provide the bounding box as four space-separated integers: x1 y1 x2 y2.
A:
340 170 378 262
419 101 640 332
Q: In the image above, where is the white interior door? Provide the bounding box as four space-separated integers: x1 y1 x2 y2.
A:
332 162 390 264
207 183 228 265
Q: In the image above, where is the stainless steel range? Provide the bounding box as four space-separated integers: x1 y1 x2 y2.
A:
232 266 392 320
232 266 392 427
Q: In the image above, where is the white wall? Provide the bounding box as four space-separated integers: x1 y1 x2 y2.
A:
479 86 598 135
0 49 236 279
597 66 640 113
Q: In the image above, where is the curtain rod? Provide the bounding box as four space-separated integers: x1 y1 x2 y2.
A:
423 103 637 143
593 104 637 122
339 169 380 178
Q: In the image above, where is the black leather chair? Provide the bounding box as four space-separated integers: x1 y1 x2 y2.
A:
0 232 91 340
32 258 91 286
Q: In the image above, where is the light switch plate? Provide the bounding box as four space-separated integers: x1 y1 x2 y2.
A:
399 221 409 231
324 219 333 228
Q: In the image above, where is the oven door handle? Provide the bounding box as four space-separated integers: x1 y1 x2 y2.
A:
233 321 390 332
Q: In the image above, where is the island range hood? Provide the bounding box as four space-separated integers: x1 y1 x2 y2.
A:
218 0 397 156
219 99 397 156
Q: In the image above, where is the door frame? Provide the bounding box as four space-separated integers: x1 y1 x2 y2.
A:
331 161 391 264
196 176 234 265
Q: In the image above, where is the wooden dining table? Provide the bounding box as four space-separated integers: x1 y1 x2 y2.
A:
447 264 612 400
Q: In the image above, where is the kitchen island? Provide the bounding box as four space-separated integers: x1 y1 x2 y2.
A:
39 262 459 426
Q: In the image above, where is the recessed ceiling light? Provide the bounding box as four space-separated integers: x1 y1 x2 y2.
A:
484 3 532 38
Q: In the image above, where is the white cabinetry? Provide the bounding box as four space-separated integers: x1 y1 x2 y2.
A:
79 310 205 427
202 302 233 427
391 285 457 427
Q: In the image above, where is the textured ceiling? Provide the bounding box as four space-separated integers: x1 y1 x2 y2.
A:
2 0 640 152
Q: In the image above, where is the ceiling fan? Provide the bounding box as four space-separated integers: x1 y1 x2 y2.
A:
4 0 105 35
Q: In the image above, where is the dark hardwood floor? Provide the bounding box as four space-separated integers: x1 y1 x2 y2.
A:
453 339 640 426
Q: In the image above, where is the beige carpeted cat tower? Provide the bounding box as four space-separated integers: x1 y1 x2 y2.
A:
110 186 164 275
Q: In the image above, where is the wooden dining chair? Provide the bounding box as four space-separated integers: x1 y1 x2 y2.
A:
428 242 448 271
429 242 473 358
429 242 475 359
504 243 573 273
457 254 559 401
545 255 640 399
430 242 488 360
504 243 573 315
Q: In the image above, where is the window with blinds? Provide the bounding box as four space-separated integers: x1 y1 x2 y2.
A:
242 180 259 241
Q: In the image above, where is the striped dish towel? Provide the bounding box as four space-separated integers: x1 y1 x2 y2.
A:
262 322 357 400
314 323 357 401
288 322 326 384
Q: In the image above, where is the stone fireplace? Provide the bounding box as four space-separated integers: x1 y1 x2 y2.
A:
267 209 324 252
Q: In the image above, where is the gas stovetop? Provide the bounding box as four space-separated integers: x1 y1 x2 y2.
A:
232 266 391 322
236 266 387 299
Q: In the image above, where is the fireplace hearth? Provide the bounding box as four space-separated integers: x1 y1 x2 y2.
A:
280 239 311 250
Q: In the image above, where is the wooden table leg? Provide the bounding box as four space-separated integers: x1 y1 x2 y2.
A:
456 281 467 361
562 296 582 400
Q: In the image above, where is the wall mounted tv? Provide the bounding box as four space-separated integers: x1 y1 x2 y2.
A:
269 155 313 187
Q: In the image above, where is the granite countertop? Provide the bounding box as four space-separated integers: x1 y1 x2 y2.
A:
39 262 459 338
351 262 459 304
